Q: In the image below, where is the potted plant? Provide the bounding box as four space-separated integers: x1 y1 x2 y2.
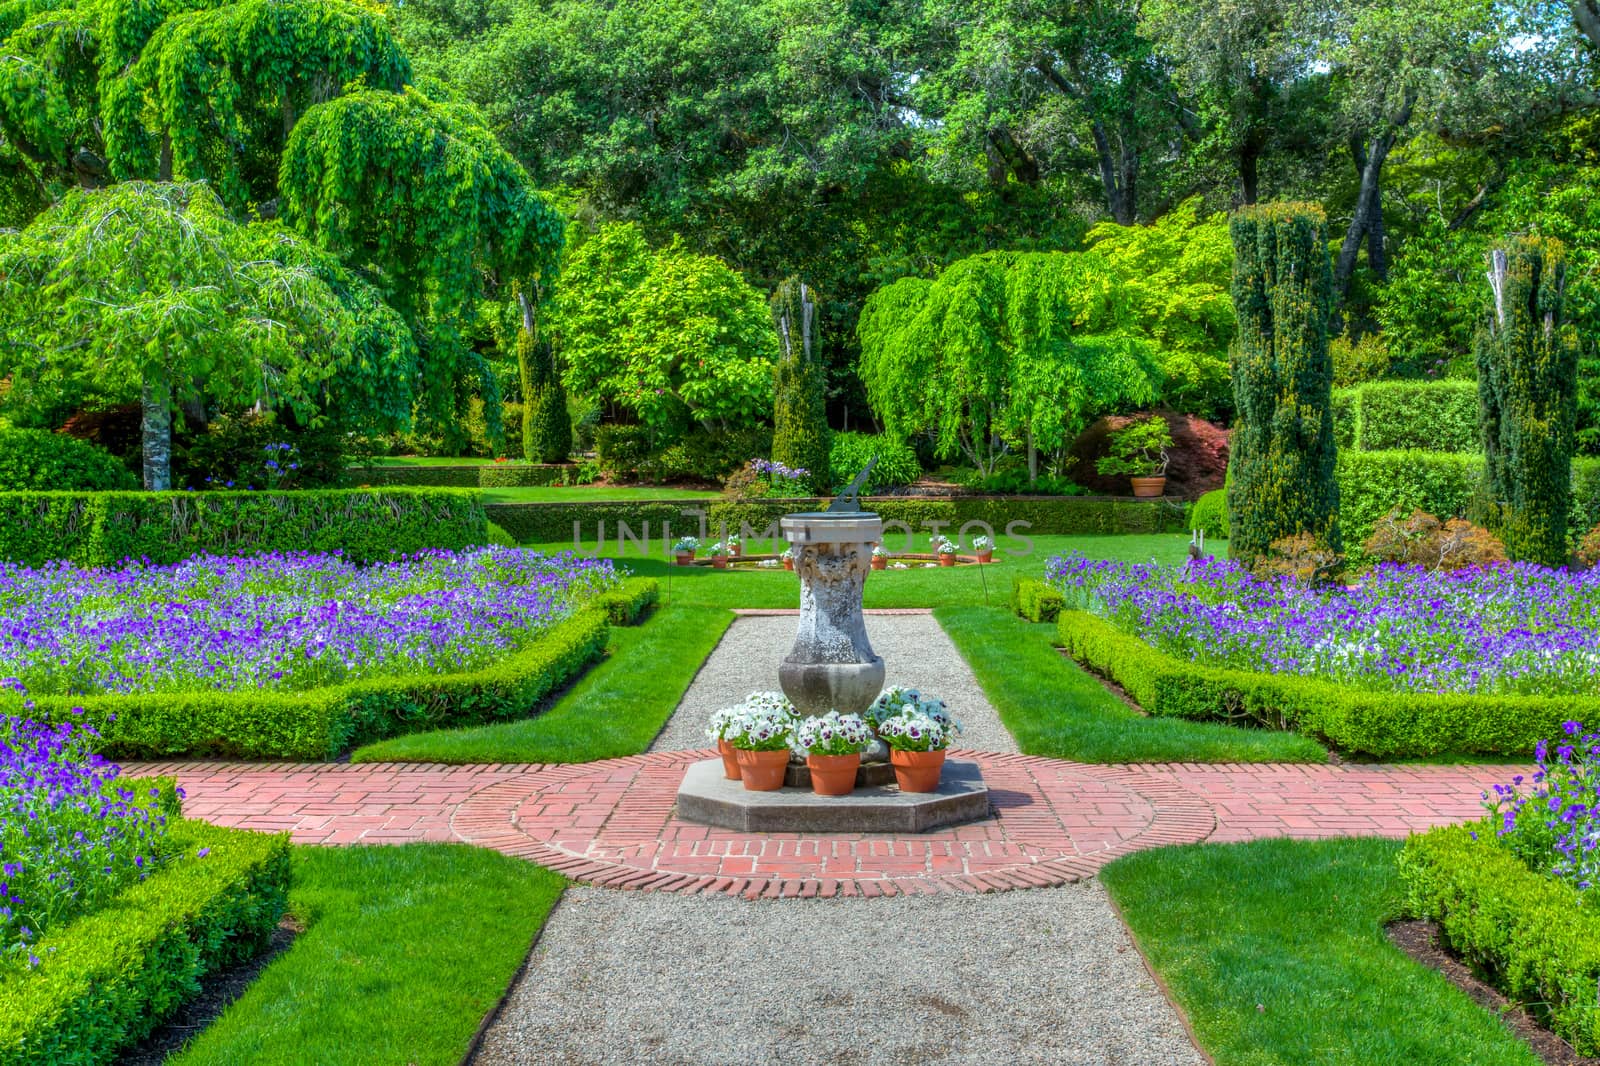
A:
934 535 958 567
725 532 743 558
709 541 730 569
724 704 796 791
795 712 873 796
871 544 889 570
972 534 994 564
1096 415 1174 498
878 709 955 793
867 687 963 737
781 546 796 571
705 705 747 780
673 535 700 565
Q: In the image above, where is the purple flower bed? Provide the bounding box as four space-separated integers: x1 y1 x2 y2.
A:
1484 720 1600 894
1046 552 1600 696
1 708 176 966
0 548 620 696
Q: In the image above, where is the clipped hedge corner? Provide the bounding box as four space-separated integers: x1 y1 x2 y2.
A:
1010 577 1064 623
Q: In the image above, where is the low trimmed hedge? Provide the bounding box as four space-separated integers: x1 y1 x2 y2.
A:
0 489 488 566
594 576 660 624
1056 610 1592 757
477 463 570 489
489 495 1188 545
1334 380 1480 453
23 607 618 759
0 820 290 1066
1010 577 1064 623
348 464 481 488
1187 489 1228 539
1400 825 1600 1055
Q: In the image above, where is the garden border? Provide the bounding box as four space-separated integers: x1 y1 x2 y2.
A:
1055 609 1596 758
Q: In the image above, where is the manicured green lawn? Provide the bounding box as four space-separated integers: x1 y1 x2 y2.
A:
534 533 1191 611
936 606 1328 763
485 484 720 504
169 844 565 1066
351 606 734 763
1101 838 1542 1066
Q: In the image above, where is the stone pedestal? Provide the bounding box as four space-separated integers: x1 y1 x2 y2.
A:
778 512 885 718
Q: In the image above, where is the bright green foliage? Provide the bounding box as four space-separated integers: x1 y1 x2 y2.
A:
1335 380 1480 453
1008 577 1064 623
770 278 831 494
1227 202 1341 566
0 182 415 488
858 251 1159 478
1401 826 1600 1055
1187 488 1228 538
553 222 777 431
519 329 570 464
828 432 920 494
0 430 134 490
1476 237 1579 567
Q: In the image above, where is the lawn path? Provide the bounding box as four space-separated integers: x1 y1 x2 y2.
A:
472 613 1203 1065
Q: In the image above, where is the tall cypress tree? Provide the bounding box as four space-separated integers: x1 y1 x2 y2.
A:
1227 202 1340 567
1477 237 1577 567
770 278 831 493
519 290 571 463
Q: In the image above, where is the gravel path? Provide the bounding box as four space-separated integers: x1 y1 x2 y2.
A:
648 613 1019 753
474 614 1202 1066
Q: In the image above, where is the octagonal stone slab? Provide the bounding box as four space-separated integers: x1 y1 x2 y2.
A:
676 758 991 833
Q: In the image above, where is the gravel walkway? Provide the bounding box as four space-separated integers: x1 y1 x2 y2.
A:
474 614 1203 1066
648 613 1019 753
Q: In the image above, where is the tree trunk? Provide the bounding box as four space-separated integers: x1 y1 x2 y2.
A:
1333 135 1391 311
1090 121 1137 224
1239 138 1262 205
142 370 172 491
1573 0 1600 50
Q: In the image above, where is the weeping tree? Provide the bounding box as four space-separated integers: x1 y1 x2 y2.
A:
770 277 831 494
1477 238 1578 567
1226 202 1341 568
0 182 416 489
858 251 1159 480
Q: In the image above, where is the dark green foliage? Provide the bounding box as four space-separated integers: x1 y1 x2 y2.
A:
828 432 920 493
174 412 347 490
771 357 831 495
1058 609 1592 757
0 430 134 491
476 463 570 489
1188 489 1229 538
0 821 291 1066
484 521 517 546
1477 238 1580 566
0 488 486 566
519 330 570 464
350 464 481 487
1228 203 1341 566
1334 381 1481 453
1009 577 1064 623
1400 826 1600 1054
594 423 769 484
965 470 1084 496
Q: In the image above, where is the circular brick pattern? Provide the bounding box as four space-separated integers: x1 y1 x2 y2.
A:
449 750 1216 898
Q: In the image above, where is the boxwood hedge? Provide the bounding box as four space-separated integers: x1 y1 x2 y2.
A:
0 489 488 566
1056 610 1591 757
1400 825 1600 1055
0 820 290 1066
20 579 657 760
347 464 481 488
1334 380 1480 453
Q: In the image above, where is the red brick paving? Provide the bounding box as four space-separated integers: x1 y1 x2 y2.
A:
125 753 1520 898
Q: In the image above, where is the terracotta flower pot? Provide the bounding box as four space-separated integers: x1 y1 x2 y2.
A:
806 753 861 796
890 748 947 793
871 556 887 570
735 748 790 791
783 557 794 571
716 738 740 780
1130 476 1167 498
675 552 694 566
712 555 730 569
731 543 743 557
938 554 956 567
976 550 993 563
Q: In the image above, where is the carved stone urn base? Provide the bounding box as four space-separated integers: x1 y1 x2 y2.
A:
777 657 885 721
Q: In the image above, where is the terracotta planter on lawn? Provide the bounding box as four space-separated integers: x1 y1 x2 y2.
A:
675 552 695 566
938 554 957 567
783 557 795 571
976 550 993 564
1130 476 1167 498
807 753 861 797
716 738 740 780
712 555 730 569
871 556 887 570
735 748 790 791
890 748 947 793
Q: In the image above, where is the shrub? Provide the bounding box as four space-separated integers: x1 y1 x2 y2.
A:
0 431 134 492
519 330 571 464
1228 202 1340 566
0 489 486 567
1330 330 1393 388
477 463 569 489
1252 533 1343 584
1400 825 1600 1055
1335 380 1479 453
1477 237 1580 567
347 463 481 488
1057 609 1593 757
1009 577 1064 623
1095 415 1173 479
485 521 518 547
1579 522 1600 568
1362 509 1506 571
965 470 1084 496
1187 488 1229 538
0 820 290 1066
770 280 831 496
828 432 921 493
174 412 346 490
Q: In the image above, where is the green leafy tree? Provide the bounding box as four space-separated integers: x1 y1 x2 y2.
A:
770 278 832 493
1227 202 1340 566
1476 237 1579 567
517 289 571 463
553 222 778 432
0 182 415 489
